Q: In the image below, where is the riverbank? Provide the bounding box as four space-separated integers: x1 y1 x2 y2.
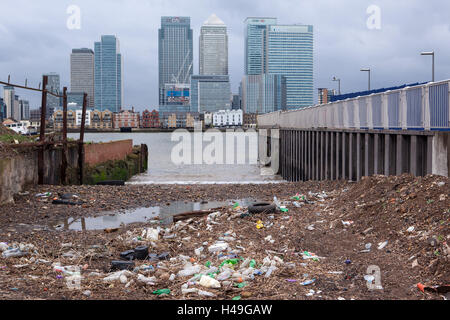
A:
0 174 448 300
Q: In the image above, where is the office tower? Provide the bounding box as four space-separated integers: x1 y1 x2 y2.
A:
159 17 193 106
13 95 21 121
244 17 277 75
94 35 123 112
263 25 314 109
190 75 231 113
231 94 241 110
199 14 228 75
71 48 95 108
19 99 30 120
44 72 61 113
0 98 5 121
241 74 286 114
3 86 15 119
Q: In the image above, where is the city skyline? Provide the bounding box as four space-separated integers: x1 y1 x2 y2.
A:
0 0 449 111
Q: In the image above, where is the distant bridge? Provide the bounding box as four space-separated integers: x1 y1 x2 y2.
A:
258 80 450 181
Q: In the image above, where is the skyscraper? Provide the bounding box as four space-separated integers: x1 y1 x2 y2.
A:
94 35 123 112
44 72 61 112
244 17 277 75
19 99 30 120
190 75 231 113
199 14 228 76
3 86 15 119
241 74 286 114
159 17 193 106
264 25 314 109
71 48 95 108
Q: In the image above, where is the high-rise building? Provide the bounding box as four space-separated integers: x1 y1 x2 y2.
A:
94 35 123 112
231 94 241 110
13 95 21 121
244 17 277 75
263 25 314 109
159 17 193 106
190 75 231 113
3 86 15 119
44 72 61 113
71 48 95 108
199 14 228 76
19 99 30 120
241 74 286 114
0 98 5 122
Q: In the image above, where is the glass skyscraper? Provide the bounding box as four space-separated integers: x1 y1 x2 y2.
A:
264 25 314 109
199 14 228 76
244 17 277 75
44 72 61 112
241 74 286 114
94 35 123 112
71 48 95 108
159 17 193 106
190 75 231 113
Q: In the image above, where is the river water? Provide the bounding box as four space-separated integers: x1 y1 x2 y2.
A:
68 132 283 184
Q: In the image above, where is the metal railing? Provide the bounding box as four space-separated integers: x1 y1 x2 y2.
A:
258 80 450 131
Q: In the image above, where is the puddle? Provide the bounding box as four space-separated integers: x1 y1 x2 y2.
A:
53 198 259 231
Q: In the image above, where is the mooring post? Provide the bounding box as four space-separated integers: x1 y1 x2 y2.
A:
78 93 88 185
38 75 48 185
60 87 68 184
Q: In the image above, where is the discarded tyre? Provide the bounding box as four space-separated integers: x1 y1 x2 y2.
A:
248 202 276 214
110 260 135 271
134 246 149 260
97 180 125 186
52 199 83 206
120 250 135 261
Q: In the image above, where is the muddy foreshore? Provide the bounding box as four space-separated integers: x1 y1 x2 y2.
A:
0 174 448 300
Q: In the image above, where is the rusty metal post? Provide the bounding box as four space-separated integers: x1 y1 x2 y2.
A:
78 93 88 185
60 87 68 184
38 75 48 185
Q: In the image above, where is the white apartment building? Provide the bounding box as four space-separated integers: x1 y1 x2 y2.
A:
212 109 243 127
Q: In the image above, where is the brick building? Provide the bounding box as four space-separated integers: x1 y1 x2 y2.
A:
141 109 160 128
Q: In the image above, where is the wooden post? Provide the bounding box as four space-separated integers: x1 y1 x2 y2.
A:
38 75 48 185
78 93 88 185
60 87 68 184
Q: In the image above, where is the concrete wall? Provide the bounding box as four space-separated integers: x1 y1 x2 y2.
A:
84 139 133 166
0 151 37 204
0 140 140 204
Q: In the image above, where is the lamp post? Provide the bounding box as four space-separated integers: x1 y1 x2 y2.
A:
421 51 435 82
360 68 371 91
332 77 341 95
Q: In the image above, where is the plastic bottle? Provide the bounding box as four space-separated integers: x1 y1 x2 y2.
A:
199 275 221 289
273 196 281 209
177 264 201 277
216 269 232 281
2 248 28 258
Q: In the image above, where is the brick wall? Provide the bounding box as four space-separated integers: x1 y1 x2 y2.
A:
84 139 133 166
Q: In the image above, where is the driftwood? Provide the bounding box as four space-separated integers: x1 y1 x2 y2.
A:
172 207 225 222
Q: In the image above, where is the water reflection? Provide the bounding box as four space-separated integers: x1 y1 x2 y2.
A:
55 199 256 231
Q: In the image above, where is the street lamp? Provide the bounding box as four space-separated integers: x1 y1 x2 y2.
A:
421 51 435 82
360 68 371 91
332 77 341 95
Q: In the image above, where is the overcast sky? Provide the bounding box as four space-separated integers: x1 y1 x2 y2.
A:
1 0 449 111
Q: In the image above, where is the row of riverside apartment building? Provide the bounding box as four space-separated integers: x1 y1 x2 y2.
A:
53 107 254 130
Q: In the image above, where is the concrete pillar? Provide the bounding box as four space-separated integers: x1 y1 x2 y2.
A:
365 134 374 177
431 132 450 177
335 132 340 180
396 135 404 175
342 132 347 180
410 135 418 176
321 131 325 180
356 133 362 181
325 132 329 180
